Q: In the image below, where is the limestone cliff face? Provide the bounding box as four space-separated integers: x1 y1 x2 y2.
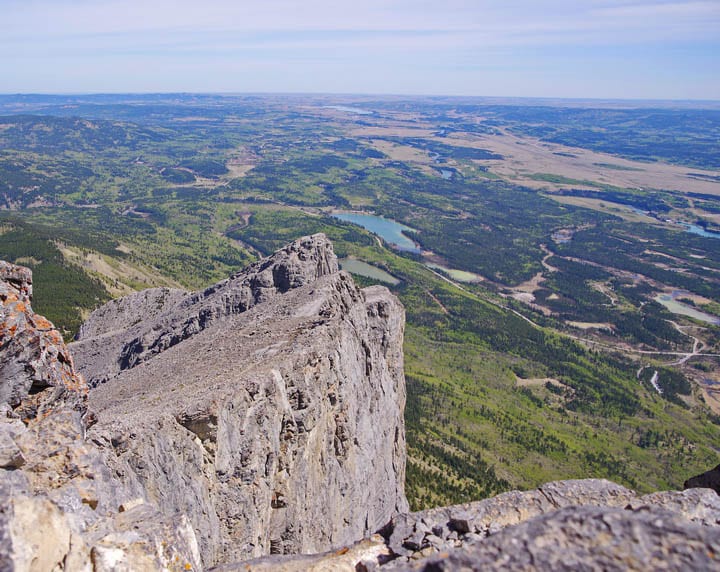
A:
70 234 408 565
0 235 407 570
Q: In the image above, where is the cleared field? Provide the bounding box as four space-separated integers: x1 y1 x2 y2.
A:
59 245 184 296
567 321 615 330
515 376 567 390
443 129 720 196
346 119 720 197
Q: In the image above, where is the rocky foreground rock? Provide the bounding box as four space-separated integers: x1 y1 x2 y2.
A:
2 235 720 571
1 259 202 570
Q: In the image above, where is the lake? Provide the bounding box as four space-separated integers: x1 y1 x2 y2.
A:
630 208 720 240
323 105 373 115
339 259 400 285
654 291 720 325
426 263 483 283
681 223 720 240
332 212 421 253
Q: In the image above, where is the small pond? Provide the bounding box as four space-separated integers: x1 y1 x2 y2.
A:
654 291 720 325
339 259 400 285
426 263 483 283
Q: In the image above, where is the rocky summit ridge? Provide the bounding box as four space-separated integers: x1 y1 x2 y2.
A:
1 234 720 571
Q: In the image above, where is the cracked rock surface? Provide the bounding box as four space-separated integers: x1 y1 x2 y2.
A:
71 233 408 567
1 260 202 571
395 504 720 571
230 480 720 571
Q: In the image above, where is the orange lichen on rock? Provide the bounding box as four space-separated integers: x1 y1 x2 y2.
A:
31 314 54 331
3 291 19 304
1 260 88 419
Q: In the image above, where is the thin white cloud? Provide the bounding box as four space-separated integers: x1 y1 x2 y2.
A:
594 0 720 17
3 0 719 40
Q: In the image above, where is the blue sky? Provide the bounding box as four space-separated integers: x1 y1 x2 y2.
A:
2 0 719 99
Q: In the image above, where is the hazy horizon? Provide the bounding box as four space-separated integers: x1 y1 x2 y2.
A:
3 0 719 100
1 93 719 110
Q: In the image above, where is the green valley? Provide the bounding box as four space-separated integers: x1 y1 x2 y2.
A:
1 94 719 510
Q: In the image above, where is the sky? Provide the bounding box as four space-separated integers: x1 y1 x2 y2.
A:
2 0 719 99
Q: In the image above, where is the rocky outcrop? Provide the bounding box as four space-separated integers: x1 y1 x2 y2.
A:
381 479 720 567
72 235 340 387
210 534 391 572
70 234 408 566
229 480 720 571
1 235 407 569
0 261 86 419
74 287 188 342
396 504 720 571
382 479 637 560
0 261 202 571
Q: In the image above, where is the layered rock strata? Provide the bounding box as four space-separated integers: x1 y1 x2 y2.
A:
70 234 408 566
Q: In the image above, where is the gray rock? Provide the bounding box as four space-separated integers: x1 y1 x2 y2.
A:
71 234 341 387
74 287 188 341
0 261 203 571
210 534 390 572
448 515 471 534
395 505 720 571
383 479 636 560
72 234 408 566
0 431 24 469
631 488 720 526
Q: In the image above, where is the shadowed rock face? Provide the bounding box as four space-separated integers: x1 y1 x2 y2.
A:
685 463 720 495
70 233 408 566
